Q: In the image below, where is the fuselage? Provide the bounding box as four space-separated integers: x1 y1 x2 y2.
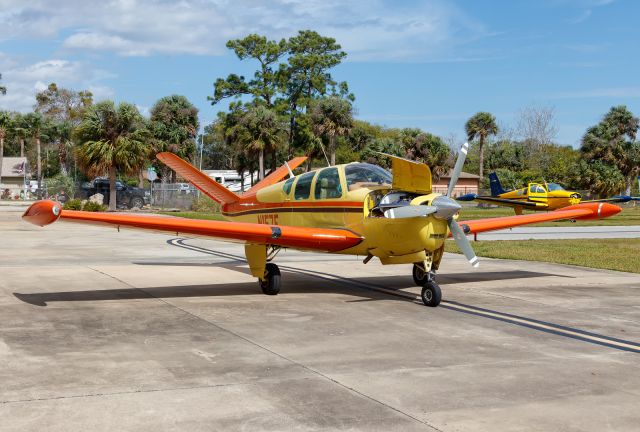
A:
221 163 450 264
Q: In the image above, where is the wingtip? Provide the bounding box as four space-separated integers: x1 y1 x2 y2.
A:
22 200 62 227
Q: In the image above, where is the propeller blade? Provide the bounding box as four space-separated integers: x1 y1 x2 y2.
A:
384 205 437 219
448 218 479 268
447 142 469 197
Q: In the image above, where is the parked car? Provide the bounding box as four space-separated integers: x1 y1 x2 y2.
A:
79 178 149 209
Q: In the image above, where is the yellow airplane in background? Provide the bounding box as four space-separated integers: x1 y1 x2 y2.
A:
458 172 637 214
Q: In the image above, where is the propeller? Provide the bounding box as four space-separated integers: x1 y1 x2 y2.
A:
377 142 479 268
441 142 479 267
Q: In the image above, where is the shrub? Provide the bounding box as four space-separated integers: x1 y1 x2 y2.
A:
47 174 77 198
63 199 83 210
191 195 220 213
82 201 107 212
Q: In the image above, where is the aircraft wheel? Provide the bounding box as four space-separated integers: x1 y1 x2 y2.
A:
421 282 442 307
259 263 281 295
412 263 429 286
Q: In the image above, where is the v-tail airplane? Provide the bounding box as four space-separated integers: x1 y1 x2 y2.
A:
22 143 622 307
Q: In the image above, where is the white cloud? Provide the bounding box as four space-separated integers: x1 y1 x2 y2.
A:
0 56 114 112
0 0 487 61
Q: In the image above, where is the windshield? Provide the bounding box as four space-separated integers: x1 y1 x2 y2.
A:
546 183 566 192
345 163 392 191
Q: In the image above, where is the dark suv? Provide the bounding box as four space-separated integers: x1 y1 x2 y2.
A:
79 178 149 209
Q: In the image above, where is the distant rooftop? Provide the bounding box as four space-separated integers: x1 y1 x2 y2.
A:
440 170 480 179
1 157 28 177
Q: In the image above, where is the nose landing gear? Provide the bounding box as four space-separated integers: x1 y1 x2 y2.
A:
413 263 442 307
421 281 442 307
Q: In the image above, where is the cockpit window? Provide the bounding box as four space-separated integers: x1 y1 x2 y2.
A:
283 177 295 195
537 185 545 193
294 171 316 200
345 163 392 191
315 167 343 199
546 183 565 192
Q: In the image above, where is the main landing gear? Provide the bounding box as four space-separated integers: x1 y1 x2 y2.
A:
413 263 442 307
259 262 281 295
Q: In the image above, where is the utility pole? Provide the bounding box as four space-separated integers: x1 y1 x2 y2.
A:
198 134 204 171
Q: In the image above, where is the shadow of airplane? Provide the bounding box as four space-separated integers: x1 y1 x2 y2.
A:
14 268 564 307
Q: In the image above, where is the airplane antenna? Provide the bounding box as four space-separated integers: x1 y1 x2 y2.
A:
319 141 331 167
284 161 294 178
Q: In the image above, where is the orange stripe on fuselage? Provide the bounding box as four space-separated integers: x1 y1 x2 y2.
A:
223 200 363 216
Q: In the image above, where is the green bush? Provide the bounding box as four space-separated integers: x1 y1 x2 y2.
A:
62 199 83 210
82 201 107 212
191 195 220 213
46 174 77 198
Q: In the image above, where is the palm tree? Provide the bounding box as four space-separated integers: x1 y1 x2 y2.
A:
237 105 282 180
400 128 452 181
575 160 626 198
149 95 199 183
465 112 498 181
0 111 13 184
75 101 150 211
309 96 353 166
23 113 52 198
55 121 74 177
12 113 28 157
581 106 640 195
0 73 6 96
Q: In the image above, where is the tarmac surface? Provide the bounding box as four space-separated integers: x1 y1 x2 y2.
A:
1 207 640 431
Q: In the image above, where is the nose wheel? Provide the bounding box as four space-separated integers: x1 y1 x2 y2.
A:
259 262 281 295
413 263 442 306
421 282 442 307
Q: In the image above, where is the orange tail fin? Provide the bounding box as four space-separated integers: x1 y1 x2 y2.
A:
156 152 240 205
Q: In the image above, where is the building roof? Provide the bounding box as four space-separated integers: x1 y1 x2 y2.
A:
1 157 28 178
439 170 480 180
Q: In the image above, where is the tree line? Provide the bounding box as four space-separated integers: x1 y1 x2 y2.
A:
1 30 638 212
461 106 639 197
0 82 199 210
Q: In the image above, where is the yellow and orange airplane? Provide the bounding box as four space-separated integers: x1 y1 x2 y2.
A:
458 172 636 214
23 143 621 307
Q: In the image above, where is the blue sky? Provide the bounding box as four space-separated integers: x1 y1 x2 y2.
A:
0 0 638 146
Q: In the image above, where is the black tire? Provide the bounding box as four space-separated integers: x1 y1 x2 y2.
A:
259 263 281 295
421 282 442 307
412 263 428 286
130 197 144 209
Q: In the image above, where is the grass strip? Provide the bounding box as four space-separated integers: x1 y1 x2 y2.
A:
445 238 640 273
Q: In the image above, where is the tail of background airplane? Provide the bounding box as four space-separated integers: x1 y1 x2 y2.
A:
489 172 505 196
